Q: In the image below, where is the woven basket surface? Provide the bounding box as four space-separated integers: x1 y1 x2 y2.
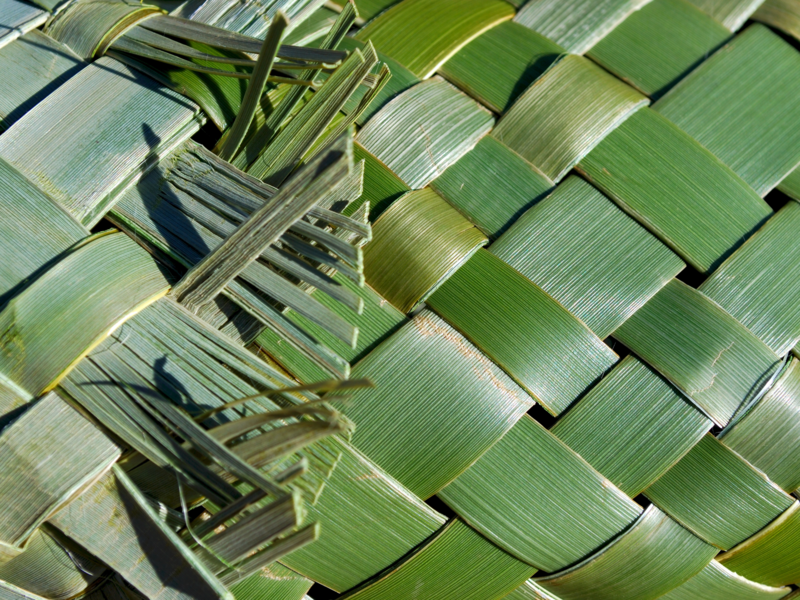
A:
3 0 800 599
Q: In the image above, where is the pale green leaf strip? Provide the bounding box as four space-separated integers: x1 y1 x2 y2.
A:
613 279 780 426
233 2 357 170
513 0 650 54
337 37 420 127
356 77 495 190
218 12 289 161
431 135 554 240
343 310 535 499
439 21 564 114
537 505 718 600
0 31 84 132
355 0 515 79
108 38 249 131
553 356 712 497
0 232 169 397
0 0 46 50
139 15 347 64
719 501 800 587
0 157 87 302
110 35 253 79
700 201 800 355
491 176 684 339
428 249 618 415
287 273 407 364
342 142 410 220
644 434 794 550
721 359 800 492
440 415 642 572
0 527 103 599
654 24 800 196
587 0 731 98
248 46 376 185
230 563 312 600
281 438 446 592
45 1 159 60
0 392 120 548
339 520 535 600
49 468 232 600
577 107 771 274
0 57 201 227
660 559 790 600
493 54 647 182
172 133 351 310
363 188 487 313
684 0 766 30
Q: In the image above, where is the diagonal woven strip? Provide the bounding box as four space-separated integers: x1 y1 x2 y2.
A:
6 0 800 599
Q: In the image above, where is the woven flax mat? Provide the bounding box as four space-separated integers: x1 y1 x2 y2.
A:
3 0 800 599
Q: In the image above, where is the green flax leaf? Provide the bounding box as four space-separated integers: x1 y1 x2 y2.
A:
356 77 495 190
438 21 564 114
577 107 771 274
439 414 642 572
587 0 731 98
537 505 717 600
553 356 712 497
644 434 794 550
613 279 780 427
491 176 684 339
427 249 618 415
363 187 487 313
654 24 800 195
492 54 647 182
340 520 535 600
341 310 535 499
355 0 514 79
431 135 554 240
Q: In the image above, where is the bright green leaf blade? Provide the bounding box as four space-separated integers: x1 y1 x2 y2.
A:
587 0 730 98
341 310 535 499
491 176 684 339
654 24 800 195
431 135 554 240
439 21 564 114
281 438 446 592
659 560 790 600
340 520 535 600
553 356 712 497
684 0 765 30
719 501 800 587
613 279 780 427
355 0 514 79
645 434 794 550
700 201 800 355
440 414 642 572
721 358 800 493
492 54 647 182
342 142 410 220
427 249 618 415
577 107 771 274
537 505 717 600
